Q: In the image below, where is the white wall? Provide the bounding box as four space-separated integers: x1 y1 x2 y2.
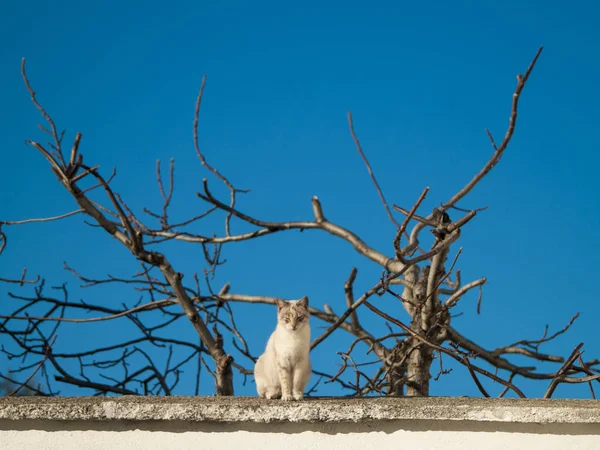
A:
2 420 600 450
2 397 600 449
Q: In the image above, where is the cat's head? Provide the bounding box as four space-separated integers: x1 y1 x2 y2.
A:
276 296 309 332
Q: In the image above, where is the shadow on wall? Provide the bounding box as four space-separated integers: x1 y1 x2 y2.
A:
1 419 599 436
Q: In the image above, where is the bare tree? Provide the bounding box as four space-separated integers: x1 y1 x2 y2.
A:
1 47 599 398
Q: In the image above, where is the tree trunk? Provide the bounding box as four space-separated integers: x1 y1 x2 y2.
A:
405 338 434 396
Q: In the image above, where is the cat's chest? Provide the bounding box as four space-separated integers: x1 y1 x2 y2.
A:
275 336 308 362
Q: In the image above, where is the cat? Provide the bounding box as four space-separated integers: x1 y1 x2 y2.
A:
254 296 311 401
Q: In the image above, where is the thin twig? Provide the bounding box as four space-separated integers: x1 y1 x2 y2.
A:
348 111 401 228
193 75 246 235
577 354 596 399
544 343 584 398
1 209 83 226
344 268 360 330
393 187 430 258
442 47 543 210
9 336 57 396
464 356 490 397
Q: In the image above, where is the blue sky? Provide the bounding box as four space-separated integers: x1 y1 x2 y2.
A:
1 0 599 398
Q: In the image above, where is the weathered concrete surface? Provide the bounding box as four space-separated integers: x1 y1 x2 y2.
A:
0 396 599 424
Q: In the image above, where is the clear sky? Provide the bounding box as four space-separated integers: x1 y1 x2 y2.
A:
1 0 599 398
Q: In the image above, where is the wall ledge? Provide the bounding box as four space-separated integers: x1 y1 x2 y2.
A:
0 396 599 424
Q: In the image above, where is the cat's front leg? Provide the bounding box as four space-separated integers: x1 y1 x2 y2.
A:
292 358 311 401
277 364 293 401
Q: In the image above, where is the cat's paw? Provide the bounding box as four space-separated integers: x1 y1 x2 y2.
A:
281 393 294 401
292 391 304 401
265 391 279 400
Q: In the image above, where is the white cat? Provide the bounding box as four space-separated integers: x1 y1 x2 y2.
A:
254 296 311 401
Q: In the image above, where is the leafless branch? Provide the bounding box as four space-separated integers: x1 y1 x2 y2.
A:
16 62 235 395
9 336 57 396
5 47 594 400
348 111 401 228
363 300 526 398
344 268 360 330
193 75 248 236
544 344 583 398
442 47 543 210
0 268 40 286
444 278 487 308
0 209 83 226
0 299 176 323
393 186 430 258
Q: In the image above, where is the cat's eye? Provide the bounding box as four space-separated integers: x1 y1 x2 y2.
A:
284 318 290 323
298 316 305 322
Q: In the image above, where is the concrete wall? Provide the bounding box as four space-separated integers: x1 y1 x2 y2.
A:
1 397 600 450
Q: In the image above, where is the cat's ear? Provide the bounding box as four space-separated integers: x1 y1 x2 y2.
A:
276 299 287 311
298 296 309 308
